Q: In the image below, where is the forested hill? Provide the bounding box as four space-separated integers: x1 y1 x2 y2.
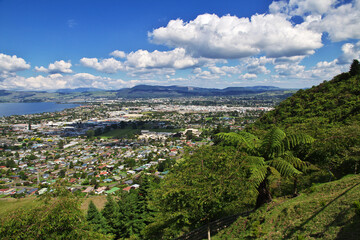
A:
250 60 360 178
253 61 360 131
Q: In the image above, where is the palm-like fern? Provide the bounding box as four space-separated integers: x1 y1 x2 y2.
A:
216 127 314 208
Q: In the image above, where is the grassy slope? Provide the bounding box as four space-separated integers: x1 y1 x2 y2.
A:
0 195 107 218
0 197 40 216
214 174 360 239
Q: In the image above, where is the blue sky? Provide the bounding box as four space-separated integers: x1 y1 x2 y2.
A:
0 0 359 90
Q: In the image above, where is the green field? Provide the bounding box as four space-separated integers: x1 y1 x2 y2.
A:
100 128 140 138
100 128 182 138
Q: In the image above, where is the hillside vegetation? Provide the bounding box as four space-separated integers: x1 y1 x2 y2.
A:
214 174 360 239
251 61 360 179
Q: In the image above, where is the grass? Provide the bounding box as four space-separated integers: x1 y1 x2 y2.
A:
213 174 360 240
0 194 108 218
100 128 182 138
80 195 108 212
100 128 140 138
0 196 40 216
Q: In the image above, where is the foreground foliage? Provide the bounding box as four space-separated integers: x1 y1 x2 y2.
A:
144 146 256 239
0 185 110 239
216 128 313 208
214 174 360 240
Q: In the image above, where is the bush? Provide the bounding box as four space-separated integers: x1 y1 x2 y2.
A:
353 200 360 216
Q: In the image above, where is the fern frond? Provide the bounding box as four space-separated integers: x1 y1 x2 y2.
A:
285 133 315 150
216 132 258 154
282 151 308 170
248 165 268 188
268 158 302 177
260 127 286 159
243 156 266 167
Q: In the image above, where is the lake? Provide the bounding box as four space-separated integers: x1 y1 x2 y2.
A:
0 102 81 117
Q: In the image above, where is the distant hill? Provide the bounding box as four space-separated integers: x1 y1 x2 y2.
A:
0 85 294 102
56 88 104 93
115 84 289 98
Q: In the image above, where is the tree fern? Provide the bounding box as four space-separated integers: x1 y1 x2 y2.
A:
216 127 315 208
268 158 302 177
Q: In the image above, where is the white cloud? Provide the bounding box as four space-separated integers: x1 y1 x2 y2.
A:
35 60 73 74
337 41 360 64
149 13 322 59
274 63 306 76
310 1 360 41
240 73 257 79
0 72 130 91
271 0 360 42
270 0 338 16
110 50 127 58
0 53 30 73
244 57 273 74
126 48 200 69
80 57 124 73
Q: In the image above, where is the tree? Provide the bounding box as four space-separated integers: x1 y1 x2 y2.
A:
87 201 109 234
217 127 314 208
349 59 360 76
59 169 66 178
58 139 64 149
145 146 254 239
102 195 121 237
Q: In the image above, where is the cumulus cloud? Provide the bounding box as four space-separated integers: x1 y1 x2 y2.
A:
80 57 124 73
126 48 200 69
337 41 360 64
35 60 73 74
110 50 127 58
149 13 322 59
0 53 30 74
308 0 360 41
271 0 360 42
274 63 306 76
243 57 273 75
270 0 337 16
239 73 257 79
0 72 130 91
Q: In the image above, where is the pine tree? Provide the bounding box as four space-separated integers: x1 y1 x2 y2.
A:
102 195 121 237
87 201 109 234
349 59 360 76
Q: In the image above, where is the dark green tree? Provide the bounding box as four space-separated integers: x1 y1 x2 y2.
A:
87 201 109 234
349 59 360 76
102 195 121 237
145 146 253 239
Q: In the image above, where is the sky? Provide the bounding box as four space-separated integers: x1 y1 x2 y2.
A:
0 0 360 91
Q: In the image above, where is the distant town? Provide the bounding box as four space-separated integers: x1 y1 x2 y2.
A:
0 97 275 198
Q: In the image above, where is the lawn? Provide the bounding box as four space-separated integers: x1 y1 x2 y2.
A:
100 128 182 138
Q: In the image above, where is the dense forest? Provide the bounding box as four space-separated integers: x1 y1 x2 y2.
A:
0 60 359 239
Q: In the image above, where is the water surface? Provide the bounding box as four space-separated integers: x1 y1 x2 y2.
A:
0 102 80 117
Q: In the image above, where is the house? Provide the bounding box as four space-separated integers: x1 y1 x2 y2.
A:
38 188 48 195
95 186 107 194
82 187 94 193
124 179 133 185
27 188 38 195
